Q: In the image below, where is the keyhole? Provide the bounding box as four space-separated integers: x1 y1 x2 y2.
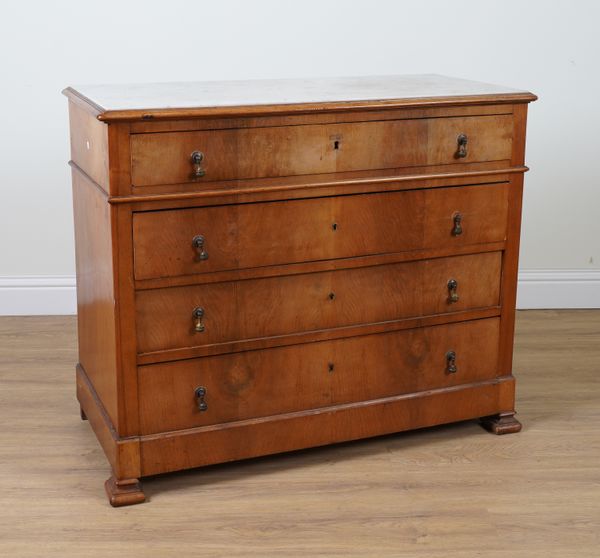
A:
328 292 336 301
333 140 340 150
328 362 335 373
332 222 338 231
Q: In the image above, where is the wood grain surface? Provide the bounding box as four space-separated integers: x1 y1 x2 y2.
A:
1 311 598 557
130 115 512 186
71 170 119 427
135 252 502 355
132 183 509 281
138 318 501 434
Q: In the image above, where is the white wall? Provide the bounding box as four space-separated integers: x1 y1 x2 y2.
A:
1 0 599 314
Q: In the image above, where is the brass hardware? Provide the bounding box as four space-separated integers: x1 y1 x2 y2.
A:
195 386 208 411
452 213 463 236
191 150 206 178
192 306 205 333
328 292 336 300
456 134 468 158
447 279 459 303
446 351 457 374
192 235 209 261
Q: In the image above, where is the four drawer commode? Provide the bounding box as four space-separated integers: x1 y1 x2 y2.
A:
64 75 536 506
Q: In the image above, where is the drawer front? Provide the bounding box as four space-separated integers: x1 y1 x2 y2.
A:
130 115 512 186
133 183 509 280
136 251 501 355
138 318 500 434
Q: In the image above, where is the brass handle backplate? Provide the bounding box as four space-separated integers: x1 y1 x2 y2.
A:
195 386 208 411
193 306 205 333
446 351 457 374
192 235 209 261
452 213 463 236
191 150 206 178
456 134 468 158
447 279 459 303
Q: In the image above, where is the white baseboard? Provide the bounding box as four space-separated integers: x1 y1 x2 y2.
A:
0 270 599 315
0 276 77 316
517 269 600 309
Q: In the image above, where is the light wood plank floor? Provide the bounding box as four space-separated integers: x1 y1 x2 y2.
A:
0 311 598 557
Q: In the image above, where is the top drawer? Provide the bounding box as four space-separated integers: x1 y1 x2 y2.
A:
130 114 513 187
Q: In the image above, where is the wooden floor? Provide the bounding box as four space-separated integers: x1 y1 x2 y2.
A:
0 311 598 557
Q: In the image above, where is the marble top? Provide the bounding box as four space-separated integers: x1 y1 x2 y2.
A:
65 74 533 115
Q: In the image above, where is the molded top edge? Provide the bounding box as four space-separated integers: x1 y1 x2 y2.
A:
63 74 537 121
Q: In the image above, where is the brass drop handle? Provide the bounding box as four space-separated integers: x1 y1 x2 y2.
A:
192 306 205 333
192 235 209 261
446 351 457 374
452 213 463 236
447 279 459 303
456 134 468 158
195 386 208 411
191 150 206 178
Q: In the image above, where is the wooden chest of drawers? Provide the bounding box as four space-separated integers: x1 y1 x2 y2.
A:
64 75 536 506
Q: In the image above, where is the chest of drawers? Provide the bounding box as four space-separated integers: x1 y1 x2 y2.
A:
64 75 536 506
